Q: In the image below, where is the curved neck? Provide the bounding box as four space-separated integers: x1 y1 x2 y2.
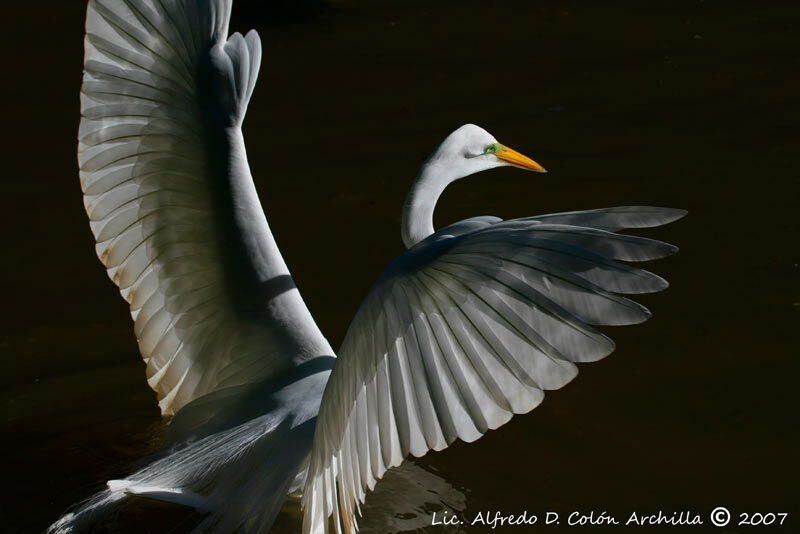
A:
401 161 456 248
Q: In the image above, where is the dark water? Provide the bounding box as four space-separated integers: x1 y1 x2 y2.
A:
1 1 798 532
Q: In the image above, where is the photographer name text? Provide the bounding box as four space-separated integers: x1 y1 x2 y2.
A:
431 508 789 529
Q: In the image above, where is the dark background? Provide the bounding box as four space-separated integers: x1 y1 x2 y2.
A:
1 0 797 532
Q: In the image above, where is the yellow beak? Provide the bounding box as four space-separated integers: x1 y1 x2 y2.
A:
495 145 547 173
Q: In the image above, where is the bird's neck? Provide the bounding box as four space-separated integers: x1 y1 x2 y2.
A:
401 161 456 248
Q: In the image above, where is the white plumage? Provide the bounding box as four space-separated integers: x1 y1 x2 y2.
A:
78 0 330 419
302 207 683 534
51 1 686 533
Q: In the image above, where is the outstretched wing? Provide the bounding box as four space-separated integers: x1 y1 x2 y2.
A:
80 0 323 416
303 206 686 533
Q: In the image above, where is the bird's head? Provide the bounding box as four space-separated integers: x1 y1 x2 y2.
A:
403 124 548 247
429 124 547 180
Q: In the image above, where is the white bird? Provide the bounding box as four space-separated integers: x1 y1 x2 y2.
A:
51 0 685 532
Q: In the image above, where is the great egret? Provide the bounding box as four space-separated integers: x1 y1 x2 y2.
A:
50 0 685 532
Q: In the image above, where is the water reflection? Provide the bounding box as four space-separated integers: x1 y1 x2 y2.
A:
269 462 468 534
358 462 466 534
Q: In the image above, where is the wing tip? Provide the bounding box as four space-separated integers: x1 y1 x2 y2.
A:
633 206 688 227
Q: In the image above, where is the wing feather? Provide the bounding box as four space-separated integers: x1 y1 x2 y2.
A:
303 208 685 533
521 206 687 231
79 0 322 416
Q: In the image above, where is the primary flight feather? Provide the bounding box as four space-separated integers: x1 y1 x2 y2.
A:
51 0 686 532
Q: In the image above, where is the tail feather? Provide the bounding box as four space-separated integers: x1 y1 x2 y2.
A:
48 410 315 533
109 480 210 509
47 489 127 534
